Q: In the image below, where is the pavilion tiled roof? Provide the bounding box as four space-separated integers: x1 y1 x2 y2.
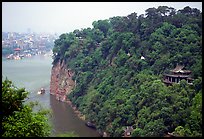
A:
170 65 184 72
170 65 191 73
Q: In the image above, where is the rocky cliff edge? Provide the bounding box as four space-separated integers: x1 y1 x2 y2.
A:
50 60 75 101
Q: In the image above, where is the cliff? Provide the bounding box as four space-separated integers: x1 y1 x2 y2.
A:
50 60 75 101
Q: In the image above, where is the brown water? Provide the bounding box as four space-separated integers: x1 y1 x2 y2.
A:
2 55 100 137
50 95 99 137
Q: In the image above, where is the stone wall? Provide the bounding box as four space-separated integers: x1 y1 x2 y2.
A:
50 60 75 101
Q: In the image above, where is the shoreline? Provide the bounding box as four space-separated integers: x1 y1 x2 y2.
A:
64 97 105 137
65 98 86 121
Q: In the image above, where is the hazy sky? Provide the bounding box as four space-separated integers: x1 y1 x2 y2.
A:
2 2 202 34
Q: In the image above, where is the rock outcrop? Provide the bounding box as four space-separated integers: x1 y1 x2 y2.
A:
50 60 75 101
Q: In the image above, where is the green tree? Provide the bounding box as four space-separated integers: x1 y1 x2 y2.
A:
2 78 51 137
92 19 111 37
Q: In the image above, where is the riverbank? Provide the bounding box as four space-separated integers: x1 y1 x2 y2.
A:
50 94 86 122
49 94 101 137
63 97 107 137
65 99 86 121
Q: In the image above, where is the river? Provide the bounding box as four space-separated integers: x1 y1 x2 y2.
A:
2 54 100 137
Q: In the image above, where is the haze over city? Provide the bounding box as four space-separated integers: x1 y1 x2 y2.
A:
2 2 202 34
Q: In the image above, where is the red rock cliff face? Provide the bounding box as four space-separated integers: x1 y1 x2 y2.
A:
50 60 75 101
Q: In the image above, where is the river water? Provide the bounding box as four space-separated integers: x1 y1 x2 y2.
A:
2 54 100 137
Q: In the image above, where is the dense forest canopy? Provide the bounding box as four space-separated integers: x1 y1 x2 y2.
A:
52 6 202 137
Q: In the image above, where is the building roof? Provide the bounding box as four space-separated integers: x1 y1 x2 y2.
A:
163 73 190 78
170 65 184 72
170 65 191 73
14 48 21 51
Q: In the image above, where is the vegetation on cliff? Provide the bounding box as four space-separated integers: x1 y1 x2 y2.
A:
52 6 202 137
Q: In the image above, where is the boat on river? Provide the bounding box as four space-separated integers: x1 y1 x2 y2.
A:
37 88 45 94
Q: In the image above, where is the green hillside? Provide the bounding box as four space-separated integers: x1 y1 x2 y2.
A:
52 6 202 137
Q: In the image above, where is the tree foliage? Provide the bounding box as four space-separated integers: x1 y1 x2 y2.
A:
2 78 51 137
